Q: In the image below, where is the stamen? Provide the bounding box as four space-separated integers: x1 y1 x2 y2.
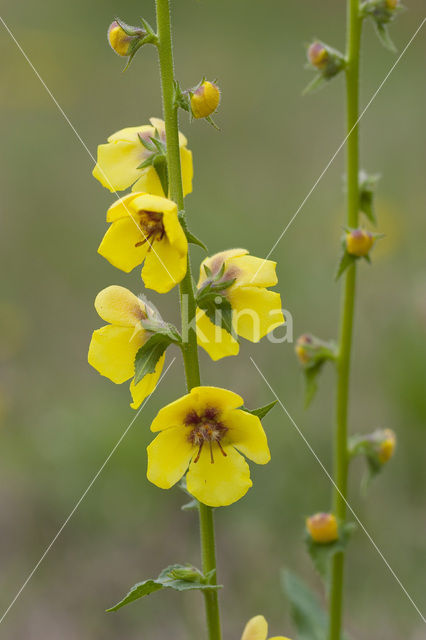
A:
209 441 214 464
217 441 227 458
193 442 204 464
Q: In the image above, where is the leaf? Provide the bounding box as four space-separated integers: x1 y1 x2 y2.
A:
304 361 325 408
245 400 277 420
152 155 169 198
185 229 208 252
374 22 397 52
200 295 234 337
281 569 327 640
140 320 181 343
305 523 356 581
107 564 221 612
335 251 356 281
134 334 171 384
302 74 327 96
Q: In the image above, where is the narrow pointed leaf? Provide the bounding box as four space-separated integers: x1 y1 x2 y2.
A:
134 334 171 384
245 400 277 420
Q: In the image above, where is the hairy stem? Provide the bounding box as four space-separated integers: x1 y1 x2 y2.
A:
155 1 221 638
329 1 362 638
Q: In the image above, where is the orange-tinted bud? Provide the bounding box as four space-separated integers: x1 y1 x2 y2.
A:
306 513 339 544
190 81 221 119
295 334 313 365
378 429 396 463
386 0 398 9
346 229 375 257
307 42 329 70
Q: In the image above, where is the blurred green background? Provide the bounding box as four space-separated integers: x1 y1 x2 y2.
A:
1 0 425 638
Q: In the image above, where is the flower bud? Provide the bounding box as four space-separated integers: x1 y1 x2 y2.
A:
377 428 396 464
306 513 339 544
190 81 220 119
168 566 202 582
295 334 314 365
307 42 329 70
108 20 145 57
386 0 399 8
346 229 375 257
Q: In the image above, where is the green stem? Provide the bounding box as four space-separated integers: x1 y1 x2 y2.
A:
329 1 362 639
155 1 221 638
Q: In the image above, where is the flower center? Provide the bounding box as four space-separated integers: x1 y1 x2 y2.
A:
184 407 228 464
135 210 165 249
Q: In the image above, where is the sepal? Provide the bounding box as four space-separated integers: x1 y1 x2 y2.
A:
359 170 381 225
305 521 356 581
360 0 405 52
196 265 237 337
244 400 278 420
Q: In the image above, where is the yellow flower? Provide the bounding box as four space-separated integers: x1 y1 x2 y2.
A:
346 229 375 257
98 192 188 294
147 386 271 507
88 286 165 409
92 117 193 196
191 80 221 119
196 249 284 360
241 615 291 640
378 428 396 464
306 513 339 544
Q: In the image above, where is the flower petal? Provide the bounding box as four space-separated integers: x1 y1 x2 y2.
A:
150 386 243 432
147 425 194 489
162 208 187 253
141 237 187 293
225 409 270 464
198 249 249 287
92 140 142 192
108 124 153 144
130 353 165 409
228 255 278 288
106 193 141 223
241 616 268 640
131 193 178 216
180 146 193 197
94 286 146 327
196 309 239 361
98 217 149 273
132 166 165 197
229 287 284 342
186 444 252 507
88 325 143 384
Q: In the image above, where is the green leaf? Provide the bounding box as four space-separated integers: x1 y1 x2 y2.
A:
245 400 277 420
305 523 356 581
140 319 181 343
152 155 169 197
134 334 171 384
304 360 325 408
302 74 327 96
281 569 327 640
185 229 208 252
200 295 234 337
374 22 396 52
106 564 221 612
335 250 356 281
